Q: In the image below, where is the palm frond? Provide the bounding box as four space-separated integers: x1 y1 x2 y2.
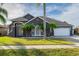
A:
39 23 44 30
0 7 8 17
22 23 34 31
49 23 57 29
0 14 6 23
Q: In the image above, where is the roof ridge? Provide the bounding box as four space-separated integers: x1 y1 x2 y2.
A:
23 13 34 18
39 16 72 26
39 16 64 22
11 13 34 21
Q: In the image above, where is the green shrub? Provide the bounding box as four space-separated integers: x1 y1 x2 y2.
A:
0 48 79 56
30 49 47 56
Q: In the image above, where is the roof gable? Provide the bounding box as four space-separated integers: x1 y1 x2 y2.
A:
10 14 72 27
11 13 34 22
23 13 34 20
27 17 49 23
27 16 72 27
39 16 72 27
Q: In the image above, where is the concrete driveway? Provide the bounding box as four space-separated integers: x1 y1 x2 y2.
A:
70 35 79 40
64 35 79 46
51 35 79 46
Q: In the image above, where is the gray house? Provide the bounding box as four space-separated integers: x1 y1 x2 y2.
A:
9 14 73 37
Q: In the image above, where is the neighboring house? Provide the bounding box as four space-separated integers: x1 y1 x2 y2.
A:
9 14 73 37
0 25 7 36
74 27 79 34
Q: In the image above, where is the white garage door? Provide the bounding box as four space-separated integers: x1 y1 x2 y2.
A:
54 28 70 36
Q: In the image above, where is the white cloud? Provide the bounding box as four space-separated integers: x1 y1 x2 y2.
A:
0 3 26 25
46 5 57 13
0 3 44 25
46 5 67 13
2 3 26 19
1 3 79 27
26 8 43 16
23 4 43 16
56 4 79 27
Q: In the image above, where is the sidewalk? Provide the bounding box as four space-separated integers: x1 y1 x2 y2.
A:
0 45 78 49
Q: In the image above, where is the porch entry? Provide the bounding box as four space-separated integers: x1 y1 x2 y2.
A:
15 23 23 37
32 25 43 36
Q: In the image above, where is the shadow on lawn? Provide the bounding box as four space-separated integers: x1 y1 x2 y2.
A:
14 42 47 56
0 42 47 56
0 42 29 56
0 42 18 56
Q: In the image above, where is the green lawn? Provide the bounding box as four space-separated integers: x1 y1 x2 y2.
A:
0 48 79 56
0 36 73 45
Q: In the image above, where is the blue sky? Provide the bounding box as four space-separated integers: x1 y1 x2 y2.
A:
2 3 79 27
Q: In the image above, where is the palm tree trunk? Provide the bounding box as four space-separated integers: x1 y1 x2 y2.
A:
43 3 46 39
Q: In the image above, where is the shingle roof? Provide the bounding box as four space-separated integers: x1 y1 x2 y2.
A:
10 13 72 27
11 13 34 21
24 13 34 20
39 16 72 27
11 17 28 21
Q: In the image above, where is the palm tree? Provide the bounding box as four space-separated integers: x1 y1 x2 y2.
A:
39 22 57 36
22 23 34 37
0 3 8 24
37 3 58 38
49 23 57 36
43 3 46 39
36 3 46 39
0 3 8 36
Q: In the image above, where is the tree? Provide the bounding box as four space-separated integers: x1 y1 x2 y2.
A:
22 23 34 37
49 23 57 29
36 3 46 39
0 3 8 24
49 23 57 36
36 3 58 38
38 22 57 36
38 23 44 30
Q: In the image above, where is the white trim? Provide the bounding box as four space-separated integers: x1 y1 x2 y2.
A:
26 17 49 23
26 17 37 23
13 22 23 26
34 25 41 36
32 25 43 36
38 17 50 23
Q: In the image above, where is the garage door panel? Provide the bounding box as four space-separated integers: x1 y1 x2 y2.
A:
54 28 70 36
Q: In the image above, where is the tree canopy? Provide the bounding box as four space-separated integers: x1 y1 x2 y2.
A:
22 23 34 31
0 5 8 24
